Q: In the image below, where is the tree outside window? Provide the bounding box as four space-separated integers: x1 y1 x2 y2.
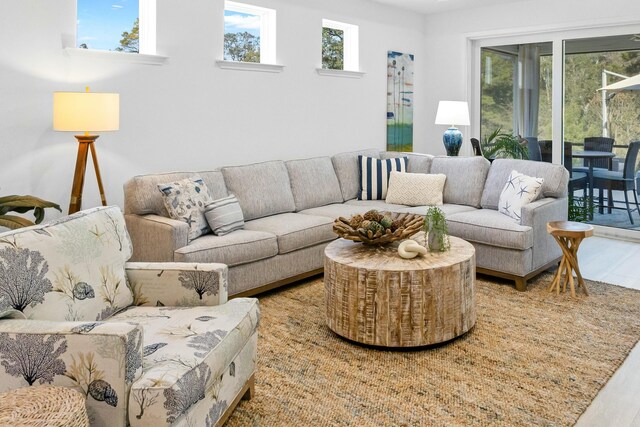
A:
322 27 344 70
224 10 260 63
77 0 139 52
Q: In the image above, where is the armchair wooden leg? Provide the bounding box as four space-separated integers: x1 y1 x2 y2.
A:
242 375 255 401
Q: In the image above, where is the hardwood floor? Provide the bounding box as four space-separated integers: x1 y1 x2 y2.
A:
574 236 640 426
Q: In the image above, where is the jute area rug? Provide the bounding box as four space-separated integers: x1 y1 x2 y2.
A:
226 273 640 426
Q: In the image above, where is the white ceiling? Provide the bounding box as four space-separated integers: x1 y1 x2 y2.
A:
370 0 528 15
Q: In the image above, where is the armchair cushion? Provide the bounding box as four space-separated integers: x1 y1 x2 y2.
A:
0 206 133 322
110 298 260 425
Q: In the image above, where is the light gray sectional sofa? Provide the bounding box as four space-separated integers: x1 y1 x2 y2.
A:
123 149 569 295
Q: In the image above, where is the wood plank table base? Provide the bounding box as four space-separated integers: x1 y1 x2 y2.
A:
547 221 594 298
324 235 476 347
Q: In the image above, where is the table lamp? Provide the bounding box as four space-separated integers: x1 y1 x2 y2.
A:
435 101 470 156
53 87 119 214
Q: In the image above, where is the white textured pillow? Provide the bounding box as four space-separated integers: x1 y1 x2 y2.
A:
498 170 544 221
385 172 447 206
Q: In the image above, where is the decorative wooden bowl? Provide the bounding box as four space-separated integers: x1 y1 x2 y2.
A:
333 211 424 246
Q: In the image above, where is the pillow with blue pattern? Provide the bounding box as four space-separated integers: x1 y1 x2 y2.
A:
158 175 213 241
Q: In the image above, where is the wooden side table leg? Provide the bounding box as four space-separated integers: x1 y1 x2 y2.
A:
567 237 588 296
549 256 565 294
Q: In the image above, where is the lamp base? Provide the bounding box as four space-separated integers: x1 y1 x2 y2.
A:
443 127 463 156
69 135 107 214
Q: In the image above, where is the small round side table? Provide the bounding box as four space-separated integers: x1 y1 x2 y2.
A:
547 221 594 297
0 385 89 427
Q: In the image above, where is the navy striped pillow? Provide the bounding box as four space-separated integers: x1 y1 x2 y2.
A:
358 155 408 200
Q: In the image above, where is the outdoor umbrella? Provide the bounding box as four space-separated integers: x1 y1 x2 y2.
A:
600 73 640 91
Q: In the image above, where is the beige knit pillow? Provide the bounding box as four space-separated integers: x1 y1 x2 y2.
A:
385 172 447 206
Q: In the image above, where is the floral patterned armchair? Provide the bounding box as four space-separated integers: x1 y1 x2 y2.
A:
0 206 259 426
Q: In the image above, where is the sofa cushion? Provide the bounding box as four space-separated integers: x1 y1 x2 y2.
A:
222 161 296 221
174 230 278 267
0 206 134 321
124 171 228 216
298 203 371 220
112 298 259 425
345 199 410 213
481 159 569 210
381 151 434 173
358 156 408 200
158 176 213 242
286 157 343 211
430 156 491 208
498 170 544 221
331 149 380 201
204 194 245 236
395 204 477 217
385 172 446 206
447 209 533 250
243 213 335 254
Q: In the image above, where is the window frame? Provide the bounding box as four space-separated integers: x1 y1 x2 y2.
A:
224 1 276 65
322 19 359 72
73 0 157 57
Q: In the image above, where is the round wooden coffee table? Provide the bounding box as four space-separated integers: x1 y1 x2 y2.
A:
324 235 476 347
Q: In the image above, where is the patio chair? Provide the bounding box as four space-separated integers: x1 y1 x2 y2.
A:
574 136 615 174
539 140 552 163
593 141 640 224
524 137 542 161
470 138 483 157
564 143 588 198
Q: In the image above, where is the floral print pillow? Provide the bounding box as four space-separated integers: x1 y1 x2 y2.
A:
158 176 213 242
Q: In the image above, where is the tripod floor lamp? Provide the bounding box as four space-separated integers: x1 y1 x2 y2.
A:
53 87 119 214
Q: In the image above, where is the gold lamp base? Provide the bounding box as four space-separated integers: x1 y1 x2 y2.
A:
68 134 107 214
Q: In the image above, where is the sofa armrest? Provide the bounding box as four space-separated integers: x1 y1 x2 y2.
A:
520 197 568 269
0 319 143 426
125 262 228 307
125 214 189 262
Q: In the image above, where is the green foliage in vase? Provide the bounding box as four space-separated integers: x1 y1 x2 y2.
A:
0 195 61 230
481 128 530 160
423 206 450 252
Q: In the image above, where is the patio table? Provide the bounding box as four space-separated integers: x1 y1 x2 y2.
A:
572 150 615 218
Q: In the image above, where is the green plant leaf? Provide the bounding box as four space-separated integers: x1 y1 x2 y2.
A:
0 195 61 229
0 215 36 230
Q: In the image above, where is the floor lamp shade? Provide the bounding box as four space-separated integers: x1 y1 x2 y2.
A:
53 92 119 132
53 90 120 214
435 101 470 156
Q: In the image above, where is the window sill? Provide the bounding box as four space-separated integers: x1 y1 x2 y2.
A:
316 68 365 78
64 48 168 65
216 60 284 73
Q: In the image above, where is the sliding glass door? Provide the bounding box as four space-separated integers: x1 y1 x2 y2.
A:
475 33 640 233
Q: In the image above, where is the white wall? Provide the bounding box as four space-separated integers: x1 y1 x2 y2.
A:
0 0 425 216
423 0 640 155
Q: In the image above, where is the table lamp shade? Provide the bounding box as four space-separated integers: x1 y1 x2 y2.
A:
434 101 470 127
53 92 119 132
